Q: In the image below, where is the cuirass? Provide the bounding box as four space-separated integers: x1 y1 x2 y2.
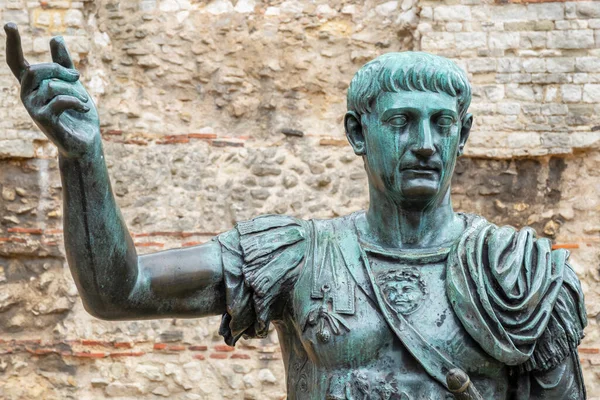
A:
277 222 511 400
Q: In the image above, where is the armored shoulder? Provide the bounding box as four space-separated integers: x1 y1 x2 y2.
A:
217 214 309 345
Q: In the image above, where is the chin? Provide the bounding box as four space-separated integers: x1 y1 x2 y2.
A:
399 180 440 204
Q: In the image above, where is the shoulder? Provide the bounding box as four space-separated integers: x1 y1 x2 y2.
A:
450 213 587 372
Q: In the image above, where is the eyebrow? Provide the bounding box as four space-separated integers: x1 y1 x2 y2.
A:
380 107 458 121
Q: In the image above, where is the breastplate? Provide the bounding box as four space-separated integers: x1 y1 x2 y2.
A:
281 220 510 400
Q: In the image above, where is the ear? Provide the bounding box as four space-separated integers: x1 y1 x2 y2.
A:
458 113 473 156
344 111 366 156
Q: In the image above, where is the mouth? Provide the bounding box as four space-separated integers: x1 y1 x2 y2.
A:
400 165 441 173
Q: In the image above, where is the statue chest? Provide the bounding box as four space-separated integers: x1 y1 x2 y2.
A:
284 249 509 399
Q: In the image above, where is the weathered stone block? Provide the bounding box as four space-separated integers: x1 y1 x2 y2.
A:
575 57 600 72
546 57 575 73
497 102 521 115
504 21 536 32
576 2 600 19
583 84 600 102
455 32 487 50
489 32 520 50
433 5 472 22
520 32 547 49
522 58 546 73
0 140 35 159
548 30 595 49
467 58 497 73
561 84 583 102
527 3 564 21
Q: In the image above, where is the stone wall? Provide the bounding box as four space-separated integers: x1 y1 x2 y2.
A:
0 0 599 399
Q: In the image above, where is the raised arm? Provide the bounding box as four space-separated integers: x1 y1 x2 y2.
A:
4 24 225 320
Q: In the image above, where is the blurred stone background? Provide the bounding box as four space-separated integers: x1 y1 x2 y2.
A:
0 0 599 398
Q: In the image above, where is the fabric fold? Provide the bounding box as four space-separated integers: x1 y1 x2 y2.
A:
217 214 308 346
447 214 587 372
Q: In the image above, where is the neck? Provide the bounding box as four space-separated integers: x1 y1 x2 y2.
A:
364 186 460 249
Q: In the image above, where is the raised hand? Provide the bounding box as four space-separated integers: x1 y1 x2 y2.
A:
5 23 100 157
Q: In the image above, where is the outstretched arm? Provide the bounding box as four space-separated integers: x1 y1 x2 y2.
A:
5 23 225 320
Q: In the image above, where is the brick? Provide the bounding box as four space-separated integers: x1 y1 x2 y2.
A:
72 352 108 358
7 227 43 234
134 242 165 248
319 138 348 146
181 241 203 247
552 243 580 250
189 345 208 351
193 354 206 360
230 353 251 359
153 343 168 350
81 340 110 347
188 133 217 139
102 129 123 135
209 353 228 359
156 135 190 145
110 351 145 357
113 342 133 348
579 347 600 354
214 345 235 352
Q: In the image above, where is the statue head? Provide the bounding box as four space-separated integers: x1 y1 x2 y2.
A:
344 52 473 210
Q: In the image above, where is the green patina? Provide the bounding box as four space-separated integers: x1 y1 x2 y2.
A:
5 23 588 400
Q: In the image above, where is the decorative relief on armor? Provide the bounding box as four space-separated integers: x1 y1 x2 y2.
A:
326 371 413 400
377 269 428 315
304 285 350 343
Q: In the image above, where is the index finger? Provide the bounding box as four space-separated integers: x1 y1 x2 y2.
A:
4 23 29 81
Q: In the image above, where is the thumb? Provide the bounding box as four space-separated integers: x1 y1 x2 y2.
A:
50 36 74 69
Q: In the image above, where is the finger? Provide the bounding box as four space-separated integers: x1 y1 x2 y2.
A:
43 95 89 117
4 22 29 81
21 63 79 93
50 36 74 69
46 80 88 103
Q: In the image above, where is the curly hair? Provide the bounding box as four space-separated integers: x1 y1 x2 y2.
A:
378 268 428 296
347 52 472 119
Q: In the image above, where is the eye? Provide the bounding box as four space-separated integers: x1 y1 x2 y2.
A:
436 115 454 128
387 115 408 128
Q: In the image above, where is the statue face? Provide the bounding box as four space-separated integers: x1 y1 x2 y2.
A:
382 278 425 315
348 90 470 208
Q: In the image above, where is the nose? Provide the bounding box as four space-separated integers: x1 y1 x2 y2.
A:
412 119 436 157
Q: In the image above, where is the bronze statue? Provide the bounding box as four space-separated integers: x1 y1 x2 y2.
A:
4 23 587 399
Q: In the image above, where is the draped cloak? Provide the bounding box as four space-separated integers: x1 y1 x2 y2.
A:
446 215 587 374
